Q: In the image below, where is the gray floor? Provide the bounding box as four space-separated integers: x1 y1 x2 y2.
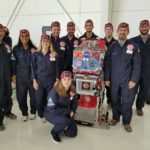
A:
0 98 150 150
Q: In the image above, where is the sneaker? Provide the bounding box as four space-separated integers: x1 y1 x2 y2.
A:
0 124 5 131
22 116 28 122
30 114 36 120
136 109 143 116
51 130 61 144
109 119 120 126
6 113 17 120
40 117 47 123
124 124 132 132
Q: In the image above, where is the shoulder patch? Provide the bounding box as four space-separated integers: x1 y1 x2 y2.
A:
11 53 16 60
47 97 55 106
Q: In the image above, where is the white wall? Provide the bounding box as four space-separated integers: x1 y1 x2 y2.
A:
0 0 102 46
0 0 150 46
112 0 150 38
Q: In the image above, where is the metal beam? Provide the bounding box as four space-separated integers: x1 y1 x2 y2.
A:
57 0 82 36
6 0 21 27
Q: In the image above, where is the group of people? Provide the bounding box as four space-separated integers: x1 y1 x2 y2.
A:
0 18 150 143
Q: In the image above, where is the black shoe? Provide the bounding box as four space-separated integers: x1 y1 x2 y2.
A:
51 130 61 143
109 119 120 126
136 109 144 116
6 113 17 120
146 101 150 105
0 124 5 131
124 124 132 132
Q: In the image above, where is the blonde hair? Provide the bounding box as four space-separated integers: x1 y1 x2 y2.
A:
54 80 76 97
37 39 58 57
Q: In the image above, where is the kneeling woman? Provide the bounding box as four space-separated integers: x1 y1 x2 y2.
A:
44 71 78 143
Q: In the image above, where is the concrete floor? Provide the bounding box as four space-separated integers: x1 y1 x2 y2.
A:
0 98 150 150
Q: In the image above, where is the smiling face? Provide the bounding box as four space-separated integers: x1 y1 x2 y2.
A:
41 38 50 50
117 27 129 41
139 24 150 35
85 22 93 32
51 26 60 38
20 33 30 45
61 77 72 89
105 27 113 38
67 26 75 37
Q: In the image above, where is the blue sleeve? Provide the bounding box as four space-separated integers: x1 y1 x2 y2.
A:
70 95 78 113
104 46 112 81
131 45 141 83
11 46 17 75
31 53 37 80
47 88 71 115
55 55 60 79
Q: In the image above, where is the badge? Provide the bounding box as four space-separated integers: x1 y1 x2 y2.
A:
11 53 16 60
60 41 65 51
49 54 56 61
70 97 73 100
126 49 133 54
126 44 134 54
7 49 11 53
83 51 90 58
74 40 79 47
98 40 106 49
31 48 36 53
50 57 56 61
127 44 134 50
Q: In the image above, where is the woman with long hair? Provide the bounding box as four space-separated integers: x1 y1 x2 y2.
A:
44 71 78 143
11 29 36 121
32 34 59 122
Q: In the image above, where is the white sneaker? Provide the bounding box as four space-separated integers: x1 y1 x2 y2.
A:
30 114 36 120
40 117 47 123
22 116 28 122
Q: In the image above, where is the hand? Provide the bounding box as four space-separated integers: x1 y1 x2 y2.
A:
105 81 110 87
31 48 36 53
70 91 75 97
70 111 74 118
5 44 11 50
33 80 39 90
128 81 136 89
11 75 16 84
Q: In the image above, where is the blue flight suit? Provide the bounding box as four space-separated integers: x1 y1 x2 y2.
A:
2 37 13 116
130 35 150 107
44 88 78 137
0 42 11 124
32 51 60 118
51 35 67 74
60 35 79 72
104 37 116 104
104 40 140 125
12 45 36 116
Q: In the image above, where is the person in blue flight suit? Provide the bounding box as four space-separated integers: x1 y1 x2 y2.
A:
0 24 12 131
130 20 150 116
11 29 36 121
32 34 59 123
103 23 116 105
104 22 141 132
60 22 79 72
79 19 99 41
44 71 77 143
50 21 67 74
2 26 17 120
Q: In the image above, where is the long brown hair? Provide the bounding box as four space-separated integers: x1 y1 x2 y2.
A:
54 80 76 97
